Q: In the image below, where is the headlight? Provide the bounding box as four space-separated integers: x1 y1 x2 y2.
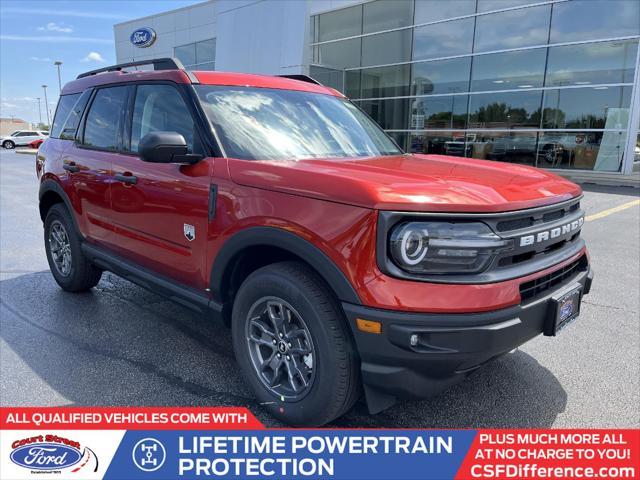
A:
389 222 513 274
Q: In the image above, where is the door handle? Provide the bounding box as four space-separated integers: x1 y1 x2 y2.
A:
63 162 79 173
114 172 138 185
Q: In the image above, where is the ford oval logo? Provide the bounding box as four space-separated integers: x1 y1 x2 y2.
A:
10 443 82 471
130 27 156 48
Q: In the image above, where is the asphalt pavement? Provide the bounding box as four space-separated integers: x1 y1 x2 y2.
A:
1 148 639 427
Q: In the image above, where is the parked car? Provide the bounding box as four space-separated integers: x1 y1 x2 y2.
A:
37 58 592 426
29 138 44 149
1 130 48 149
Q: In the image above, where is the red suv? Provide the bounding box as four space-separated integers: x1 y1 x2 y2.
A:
37 59 592 426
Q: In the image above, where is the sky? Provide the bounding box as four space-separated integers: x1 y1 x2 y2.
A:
0 0 203 125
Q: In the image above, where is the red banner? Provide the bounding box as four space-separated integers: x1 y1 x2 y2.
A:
456 429 640 479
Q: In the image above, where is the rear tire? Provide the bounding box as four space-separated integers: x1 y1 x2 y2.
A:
44 204 102 292
3 140 15 149
232 261 360 426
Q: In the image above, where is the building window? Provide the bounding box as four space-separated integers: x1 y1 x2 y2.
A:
363 0 414 34
359 98 410 130
474 4 551 53
477 0 538 13
174 38 216 70
409 95 469 129
545 40 638 87
313 38 361 69
360 64 411 99
542 86 632 130
414 0 475 24
411 57 471 96
550 0 640 44
315 4 362 42
471 49 546 92
413 18 474 61
468 91 543 129
362 29 412 67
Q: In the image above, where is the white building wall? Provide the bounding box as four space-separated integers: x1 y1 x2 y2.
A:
114 1 217 64
215 0 309 74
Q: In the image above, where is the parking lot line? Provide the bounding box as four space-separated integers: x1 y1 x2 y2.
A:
585 199 640 222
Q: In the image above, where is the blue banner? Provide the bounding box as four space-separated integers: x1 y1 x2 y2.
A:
104 430 477 480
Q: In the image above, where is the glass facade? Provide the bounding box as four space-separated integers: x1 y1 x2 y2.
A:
310 0 640 172
175 38 216 71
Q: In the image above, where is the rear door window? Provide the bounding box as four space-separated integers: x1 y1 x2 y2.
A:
82 86 129 150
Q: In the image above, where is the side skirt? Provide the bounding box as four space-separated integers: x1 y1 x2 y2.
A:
81 243 223 318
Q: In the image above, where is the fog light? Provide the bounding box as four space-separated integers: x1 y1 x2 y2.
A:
410 334 419 346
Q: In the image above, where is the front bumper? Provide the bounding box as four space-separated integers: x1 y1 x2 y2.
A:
342 264 593 413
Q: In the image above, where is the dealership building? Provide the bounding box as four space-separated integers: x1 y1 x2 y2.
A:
114 0 640 175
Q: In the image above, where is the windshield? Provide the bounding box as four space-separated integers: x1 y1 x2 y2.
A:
195 86 402 161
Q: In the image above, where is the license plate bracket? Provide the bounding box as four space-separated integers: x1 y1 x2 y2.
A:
544 283 583 336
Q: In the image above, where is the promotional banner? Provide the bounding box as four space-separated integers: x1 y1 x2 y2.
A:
1 407 638 480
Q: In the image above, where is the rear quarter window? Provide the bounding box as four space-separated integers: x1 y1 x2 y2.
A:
51 94 80 138
59 90 91 140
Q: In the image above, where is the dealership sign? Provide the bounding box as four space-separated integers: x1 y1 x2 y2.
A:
130 27 156 48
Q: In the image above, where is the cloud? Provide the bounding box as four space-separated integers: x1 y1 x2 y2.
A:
82 51 107 63
37 22 73 33
0 35 112 44
30 56 52 62
1 102 19 109
2 8 125 19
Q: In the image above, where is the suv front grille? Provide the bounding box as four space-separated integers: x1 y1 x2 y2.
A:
519 255 588 302
488 198 584 270
495 201 579 233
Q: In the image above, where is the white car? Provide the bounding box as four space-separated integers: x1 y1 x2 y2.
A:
1 130 49 149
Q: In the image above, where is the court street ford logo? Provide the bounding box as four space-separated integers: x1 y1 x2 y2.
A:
130 27 156 48
10 440 82 471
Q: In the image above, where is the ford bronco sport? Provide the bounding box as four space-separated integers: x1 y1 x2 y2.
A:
37 58 593 426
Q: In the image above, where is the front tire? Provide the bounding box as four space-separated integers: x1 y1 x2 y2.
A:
44 204 102 292
232 261 360 426
3 140 15 149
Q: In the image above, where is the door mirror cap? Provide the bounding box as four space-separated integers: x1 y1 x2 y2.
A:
138 131 203 164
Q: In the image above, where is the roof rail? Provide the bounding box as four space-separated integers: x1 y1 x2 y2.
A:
76 57 186 79
277 74 323 86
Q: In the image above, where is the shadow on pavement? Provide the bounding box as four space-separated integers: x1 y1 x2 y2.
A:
1 271 566 428
579 184 639 197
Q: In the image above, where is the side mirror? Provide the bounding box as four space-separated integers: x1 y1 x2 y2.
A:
138 131 203 164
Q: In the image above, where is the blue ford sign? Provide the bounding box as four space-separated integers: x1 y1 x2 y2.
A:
130 27 156 48
10 443 83 471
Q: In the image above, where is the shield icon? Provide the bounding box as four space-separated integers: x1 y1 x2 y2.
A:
183 224 195 242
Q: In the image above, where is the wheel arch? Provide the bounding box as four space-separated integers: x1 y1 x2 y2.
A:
39 179 82 238
211 227 362 317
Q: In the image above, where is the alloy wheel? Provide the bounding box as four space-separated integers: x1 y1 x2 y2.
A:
245 296 316 400
49 220 72 277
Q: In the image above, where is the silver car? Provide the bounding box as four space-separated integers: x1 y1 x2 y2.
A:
1 130 49 149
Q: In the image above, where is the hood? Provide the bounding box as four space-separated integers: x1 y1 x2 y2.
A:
227 154 582 213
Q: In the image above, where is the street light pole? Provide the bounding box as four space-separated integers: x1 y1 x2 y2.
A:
42 85 51 127
54 61 63 92
36 97 42 124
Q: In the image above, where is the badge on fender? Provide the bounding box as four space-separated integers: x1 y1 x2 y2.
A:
184 224 195 242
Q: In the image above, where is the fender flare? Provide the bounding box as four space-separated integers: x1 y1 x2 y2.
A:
210 226 362 305
38 179 83 238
